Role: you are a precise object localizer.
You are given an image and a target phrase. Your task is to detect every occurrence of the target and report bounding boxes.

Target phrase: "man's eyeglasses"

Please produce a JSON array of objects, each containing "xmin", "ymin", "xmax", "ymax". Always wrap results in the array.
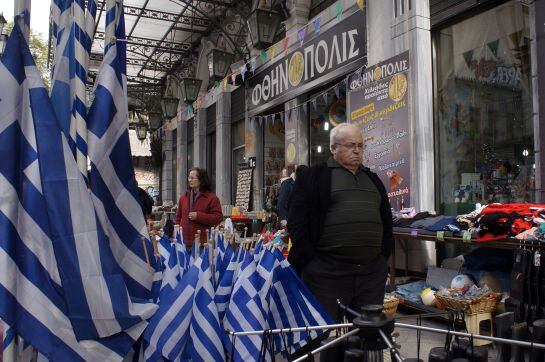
[{"xmin": 335, "ymin": 142, "xmax": 366, "ymax": 151}]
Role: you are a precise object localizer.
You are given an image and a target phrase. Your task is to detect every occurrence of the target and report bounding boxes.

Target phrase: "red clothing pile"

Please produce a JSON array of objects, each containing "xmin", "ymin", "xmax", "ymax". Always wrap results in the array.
[{"xmin": 476, "ymin": 203, "xmax": 545, "ymax": 242}]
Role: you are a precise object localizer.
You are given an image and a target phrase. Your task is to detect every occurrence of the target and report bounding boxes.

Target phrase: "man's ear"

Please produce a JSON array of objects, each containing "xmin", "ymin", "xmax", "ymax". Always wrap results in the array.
[{"xmin": 330, "ymin": 144, "xmax": 336, "ymax": 154}]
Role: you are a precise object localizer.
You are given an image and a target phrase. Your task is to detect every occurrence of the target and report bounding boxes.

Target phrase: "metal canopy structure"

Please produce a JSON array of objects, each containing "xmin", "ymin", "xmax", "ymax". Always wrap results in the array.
[{"xmin": 73, "ymin": 0, "xmax": 255, "ymax": 108}]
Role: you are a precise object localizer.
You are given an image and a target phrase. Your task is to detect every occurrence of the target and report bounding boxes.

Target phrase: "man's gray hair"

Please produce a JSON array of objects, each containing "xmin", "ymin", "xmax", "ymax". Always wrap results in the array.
[{"xmin": 329, "ymin": 123, "xmax": 359, "ymax": 146}]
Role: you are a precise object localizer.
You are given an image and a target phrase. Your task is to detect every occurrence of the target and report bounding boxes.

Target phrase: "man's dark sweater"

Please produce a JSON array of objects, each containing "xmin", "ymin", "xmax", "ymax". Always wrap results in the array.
[
  {"xmin": 287, "ymin": 158, "xmax": 393, "ymax": 275},
  {"xmin": 317, "ymin": 158, "xmax": 383, "ymax": 264}
]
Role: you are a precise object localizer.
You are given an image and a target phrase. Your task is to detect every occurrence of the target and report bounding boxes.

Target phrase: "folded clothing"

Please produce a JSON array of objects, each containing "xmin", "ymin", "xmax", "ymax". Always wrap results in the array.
[
  {"xmin": 394, "ymin": 280, "xmax": 427, "ymax": 304},
  {"xmin": 393, "ymin": 212, "xmax": 431, "ymax": 227},
  {"xmin": 409, "ymin": 215, "xmax": 460, "ymax": 232}
]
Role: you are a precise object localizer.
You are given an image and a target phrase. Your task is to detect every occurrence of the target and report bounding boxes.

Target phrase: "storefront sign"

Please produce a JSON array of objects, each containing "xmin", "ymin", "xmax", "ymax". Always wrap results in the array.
[
  {"xmin": 248, "ymin": 10, "xmax": 366, "ymax": 116},
  {"xmin": 347, "ymin": 51, "xmax": 411, "ymax": 210}
]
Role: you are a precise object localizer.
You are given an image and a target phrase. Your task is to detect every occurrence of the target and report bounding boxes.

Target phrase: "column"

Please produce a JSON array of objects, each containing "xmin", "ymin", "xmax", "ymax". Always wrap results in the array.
[
  {"xmin": 216, "ymin": 91, "xmax": 232, "ymax": 205},
  {"xmin": 285, "ymin": 96, "xmax": 309, "ymax": 166},
  {"xmin": 530, "ymin": 1, "xmax": 545, "ymax": 202},
  {"xmin": 194, "ymin": 108, "xmax": 207, "ymax": 167},
  {"xmin": 284, "ymin": 0, "xmax": 310, "ymax": 33},
  {"xmin": 176, "ymin": 115, "xmax": 188, "ymax": 198},
  {"xmin": 161, "ymin": 130, "xmax": 174, "ymax": 203},
  {"xmin": 389, "ymin": 0, "xmax": 434, "ymax": 213}
]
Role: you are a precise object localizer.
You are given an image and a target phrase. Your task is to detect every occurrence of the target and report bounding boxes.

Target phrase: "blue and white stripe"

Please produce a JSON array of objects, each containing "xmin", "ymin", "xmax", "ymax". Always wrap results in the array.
[
  {"xmin": 0, "ymin": 23, "xmax": 155, "ymax": 360},
  {"xmin": 50, "ymin": 0, "xmax": 98, "ymax": 178},
  {"xmin": 143, "ymin": 255, "xmax": 203, "ymax": 361},
  {"xmin": 87, "ymin": 0, "xmax": 158, "ymax": 300},
  {"xmin": 187, "ymin": 247, "xmax": 225, "ymax": 361},
  {"xmin": 2, "ymin": 321, "xmax": 16, "ymax": 362},
  {"xmin": 224, "ymin": 250, "xmax": 277, "ymax": 361}
]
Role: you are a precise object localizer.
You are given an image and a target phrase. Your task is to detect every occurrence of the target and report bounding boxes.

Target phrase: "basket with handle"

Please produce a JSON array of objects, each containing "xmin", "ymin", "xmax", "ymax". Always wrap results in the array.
[{"xmin": 435, "ymin": 289, "xmax": 502, "ymax": 315}]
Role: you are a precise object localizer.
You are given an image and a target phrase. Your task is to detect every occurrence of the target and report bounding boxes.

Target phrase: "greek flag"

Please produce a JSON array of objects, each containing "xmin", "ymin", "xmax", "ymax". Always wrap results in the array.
[
  {"xmin": 2, "ymin": 321, "xmax": 15, "ymax": 361},
  {"xmin": 267, "ymin": 248, "xmax": 332, "ymax": 354},
  {"xmin": 143, "ymin": 250, "xmax": 203, "ymax": 361},
  {"xmin": 187, "ymin": 248, "xmax": 225, "ymax": 361},
  {"xmin": 224, "ymin": 249, "xmax": 278, "ymax": 361},
  {"xmin": 50, "ymin": 0, "xmax": 97, "ymax": 177},
  {"xmin": 159, "ymin": 239, "xmax": 191, "ymax": 302},
  {"xmin": 87, "ymin": 0, "xmax": 158, "ymax": 300},
  {"xmin": 214, "ymin": 245, "xmax": 241, "ymax": 322},
  {"xmin": 0, "ymin": 22, "xmax": 156, "ymax": 359}
]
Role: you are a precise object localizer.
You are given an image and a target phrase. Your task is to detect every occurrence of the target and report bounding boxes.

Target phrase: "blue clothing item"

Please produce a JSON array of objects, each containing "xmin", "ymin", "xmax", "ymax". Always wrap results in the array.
[
  {"xmin": 426, "ymin": 216, "xmax": 460, "ymax": 232},
  {"xmin": 394, "ymin": 280, "xmax": 428, "ymax": 304}
]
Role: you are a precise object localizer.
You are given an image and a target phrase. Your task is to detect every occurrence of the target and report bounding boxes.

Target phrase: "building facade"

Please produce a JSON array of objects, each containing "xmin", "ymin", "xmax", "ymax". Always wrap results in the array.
[{"xmin": 157, "ymin": 0, "xmax": 545, "ymax": 268}]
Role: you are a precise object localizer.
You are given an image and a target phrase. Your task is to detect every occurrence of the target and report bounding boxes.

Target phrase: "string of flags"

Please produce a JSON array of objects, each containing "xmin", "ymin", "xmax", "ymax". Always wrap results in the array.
[
  {"xmin": 249, "ymin": 62, "xmax": 366, "ymax": 128},
  {"xmin": 149, "ymin": 0, "xmax": 366, "ymax": 140},
  {"xmin": 190, "ymin": 0, "xmax": 366, "ymax": 113}
]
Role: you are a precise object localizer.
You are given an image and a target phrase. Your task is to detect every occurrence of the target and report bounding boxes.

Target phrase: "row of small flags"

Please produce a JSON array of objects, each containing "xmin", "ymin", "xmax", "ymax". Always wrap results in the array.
[
  {"xmin": 190, "ymin": 0, "xmax": 366, "ymax": 112},
  {"xmin": 144, "ymin": 229, "xmax": 332, "ymax": 361}
]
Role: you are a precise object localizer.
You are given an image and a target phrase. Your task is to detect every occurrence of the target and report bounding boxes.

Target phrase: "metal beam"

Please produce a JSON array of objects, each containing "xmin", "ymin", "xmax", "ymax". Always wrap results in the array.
[
  {"xmin": 96, "ymin": 1, "xmax": 211, "ymax": 28},
  {"xmin": 94, "ymin": 31, "xmax": 191, "ymax": 54},
  {"xmin": 89, "ymin": 52, "xmax": 173, "ymax": 72}
]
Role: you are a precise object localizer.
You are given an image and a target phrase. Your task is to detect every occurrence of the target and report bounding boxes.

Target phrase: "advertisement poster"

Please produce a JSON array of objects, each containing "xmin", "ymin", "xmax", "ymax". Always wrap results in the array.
[{"xmin": 347, "ymin": 51, "xmax": 410, "ymax": 210}]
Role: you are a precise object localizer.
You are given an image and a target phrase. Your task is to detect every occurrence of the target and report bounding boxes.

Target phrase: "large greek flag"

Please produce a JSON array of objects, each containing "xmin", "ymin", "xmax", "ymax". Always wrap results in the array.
[
  {"xmin": 0, "ymin": 23, "xmax": 156, "ymax": 360},
  {"xmin": 50, "ymin": 0, "xmax": 97, "ymax": 177},
  {"xmin": 87, "ymin": 0, "xmax": 158, "ymax": 300}
]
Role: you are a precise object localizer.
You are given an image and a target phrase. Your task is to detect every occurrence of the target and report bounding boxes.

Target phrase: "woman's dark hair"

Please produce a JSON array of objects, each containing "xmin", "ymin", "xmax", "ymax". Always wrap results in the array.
[{"xmin": 189, "ymin": 167, "xmax": 212, "ymax": 193}]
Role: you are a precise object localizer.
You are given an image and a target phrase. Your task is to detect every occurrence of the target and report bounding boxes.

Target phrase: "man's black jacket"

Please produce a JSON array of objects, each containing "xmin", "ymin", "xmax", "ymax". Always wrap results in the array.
[{"xmin": 287, "ymin": 162, "xmax": 394, "ymax": 275}]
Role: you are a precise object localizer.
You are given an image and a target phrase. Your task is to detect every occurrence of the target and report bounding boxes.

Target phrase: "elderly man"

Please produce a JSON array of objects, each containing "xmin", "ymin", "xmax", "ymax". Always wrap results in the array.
[{"xmin": 288, "ymin": 123, "xmax": 393, "ymax": 321}]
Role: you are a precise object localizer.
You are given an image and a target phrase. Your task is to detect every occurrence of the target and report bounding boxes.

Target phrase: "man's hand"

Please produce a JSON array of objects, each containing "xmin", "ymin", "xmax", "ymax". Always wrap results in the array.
[{"xmin": 188, "ymin": 212, "xmax": 197, "ymax": 221}]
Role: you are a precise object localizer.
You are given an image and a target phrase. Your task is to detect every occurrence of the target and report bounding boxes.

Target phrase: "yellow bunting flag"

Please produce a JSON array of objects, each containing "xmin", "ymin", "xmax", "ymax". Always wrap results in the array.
[{"xmin": 357, "ymin": 0, "xmax": 364, "ymax": 11}]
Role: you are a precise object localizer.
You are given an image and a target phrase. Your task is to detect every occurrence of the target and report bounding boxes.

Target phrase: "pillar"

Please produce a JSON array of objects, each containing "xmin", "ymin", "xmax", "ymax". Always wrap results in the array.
[
  {"xmin": 285, "ymin": 96, "xmax": 309, "ymax": 166},
  {"xmin": 216, "ymin": 91, "xmax": 232, "ymax": 205},
  {"xmin": 194, "ymin": 108, "xmax": 207, "ymax": 168},
  {"xmin": 176, "ymin": 115, "xmax": 188, "ymax": 198},
  {"xmin": 161, "ymin": 130, "xmax": 174, "ymax": 204},
  {"xmin": 530, "ymin": 0, "xmax": 545, "ymax": 202}
]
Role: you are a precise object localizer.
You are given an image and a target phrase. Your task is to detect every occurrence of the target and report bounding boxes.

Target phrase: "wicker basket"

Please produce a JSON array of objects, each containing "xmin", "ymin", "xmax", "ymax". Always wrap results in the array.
[
  {"xmin": 383, "ymin": 297, "xmax": 400, "ymax": 317},
  {"xmin": 435, "ymin": 290, "xmax": 502, "ymax": 315}
]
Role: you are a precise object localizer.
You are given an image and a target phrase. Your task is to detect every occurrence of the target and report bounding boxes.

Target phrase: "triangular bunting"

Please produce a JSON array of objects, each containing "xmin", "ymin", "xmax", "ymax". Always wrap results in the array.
[
  {"xmin": 334, "ymin": 85, "xmax": 340, "ymax": 99},
  {"xmin": 313, "ymin": 17, "xmax": 321, "ymax": 36},
  {"xmin": 298, "ymin": 26, "xmax": 307, "ymax": 47},
  {"xmin": 283, "ymin": 37, "xmax": 289, "ymax": 55},
  {"xmin": 231, "ymin": 71, "xmax": 237, "ymax": 85},
  {"xmin": 272, "ymin": 113, "xmax": 276, "ymax": 124},
  {"xmin": 260, "ymin": 49, "xmax": 267, "ymax": 63},
  {"xmin": 240, "ymin": 65, "xmax": 247, "ymax": 81},
  {"xmin": 487, "ymin": 39, "xmax": 500, "ymax": 58},
  {"xmin": 271, "ymin": 44, "xmax": 277, "ymax": 59},
  {"xmin": 357, "ymin": 0, "xmax": 364, "ymax": 12},
  {"xmin": 463, "ymin": 50, "xmax": 474, "ymax": 68},
  {"xmin": 312, "ymin": 98, "xmax": 318, "ymax": 111},
  {"xmin": 250, "ymin": 57, "xmax": 257, "ymax": 73},
  {"xmin": 333, "ymin": 0, "xmax": 344, "ymax": 20}
]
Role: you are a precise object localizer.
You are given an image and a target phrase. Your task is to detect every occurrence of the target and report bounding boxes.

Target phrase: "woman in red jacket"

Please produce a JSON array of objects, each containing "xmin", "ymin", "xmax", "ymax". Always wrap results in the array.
[{"xmin": 175, "ymin": 167, "xmax": 223, "ymax": 246}]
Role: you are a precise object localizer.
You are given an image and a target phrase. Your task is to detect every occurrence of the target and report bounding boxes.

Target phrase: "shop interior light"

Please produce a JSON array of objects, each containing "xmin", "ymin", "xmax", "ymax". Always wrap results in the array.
[
  {"xmin": 317, "ymin": 145, "xmax": 322, "ymax": 153},
  {"xmin": 522, "ymin": 149, "xmax": 530, "ymax": 157},
  {"xmin": 324, "ymin": 122, "xmax": 330, "ymax": 131}
]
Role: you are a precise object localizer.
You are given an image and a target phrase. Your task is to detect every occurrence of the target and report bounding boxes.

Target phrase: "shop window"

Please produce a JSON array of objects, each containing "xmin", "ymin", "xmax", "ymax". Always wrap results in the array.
[
  {"xmin": 310, "ymin": 86, "xmax": 347, "ymax": 166},
  {"xmin": 231, "ymin": 120, "xmax": 246, "ymax": 203},
  {"xmin": 206, "ymin": 132, "xmax": 216, "ymax": 192},
  {"xmin": 434, "ymin": 1, "xmax": 534, "ymax": 215}
]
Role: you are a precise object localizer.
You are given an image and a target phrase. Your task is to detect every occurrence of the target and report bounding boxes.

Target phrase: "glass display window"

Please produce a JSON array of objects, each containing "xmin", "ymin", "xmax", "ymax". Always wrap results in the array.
[
  {"xmin": 434, "ymin": 0, "xmax": 534, "ymax": 215},
  {"xmin": 309, "ymin": 84, "xmax": 347, "ymax": 166}
]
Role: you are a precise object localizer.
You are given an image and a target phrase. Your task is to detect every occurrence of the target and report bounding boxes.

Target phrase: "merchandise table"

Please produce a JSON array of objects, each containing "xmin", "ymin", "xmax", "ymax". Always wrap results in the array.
[{"xmin": 390, "ymin": 227, "xmax": 545, "ymax": 287}]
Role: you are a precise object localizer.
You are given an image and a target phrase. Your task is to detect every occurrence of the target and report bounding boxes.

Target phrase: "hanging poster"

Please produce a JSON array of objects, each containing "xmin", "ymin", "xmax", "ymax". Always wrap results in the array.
[{"xmin": 347, "ymin": 51, "xmax": 410, "ymax": 210}]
